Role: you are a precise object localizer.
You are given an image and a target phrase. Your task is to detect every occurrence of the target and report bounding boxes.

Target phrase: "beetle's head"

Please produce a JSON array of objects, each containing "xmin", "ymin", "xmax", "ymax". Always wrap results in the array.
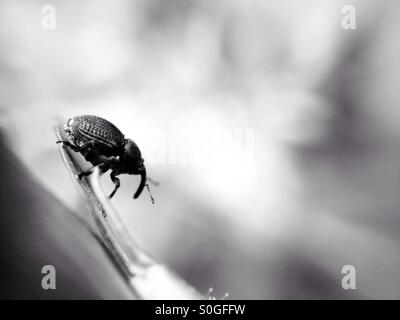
[
  {"xmin": 122, "ymin": 139, "xmax": 147, "ymax": 199},
  {"xmin": 122, "ymin": 139, "xmax": 144, "ymax": 172}
]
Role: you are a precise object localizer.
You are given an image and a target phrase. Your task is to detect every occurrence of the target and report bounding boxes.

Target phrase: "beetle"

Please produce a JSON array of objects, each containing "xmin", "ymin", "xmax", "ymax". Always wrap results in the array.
[{"xmin": 57, "ymin": 115, "xmax": 156, "ymax": 203}]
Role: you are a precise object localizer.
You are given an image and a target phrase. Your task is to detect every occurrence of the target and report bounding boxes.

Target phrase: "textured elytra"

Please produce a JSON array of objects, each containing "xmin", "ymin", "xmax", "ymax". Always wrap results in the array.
[{"xmin": 65, "ymin": 115, "xmax": 125, "ymax": 150}]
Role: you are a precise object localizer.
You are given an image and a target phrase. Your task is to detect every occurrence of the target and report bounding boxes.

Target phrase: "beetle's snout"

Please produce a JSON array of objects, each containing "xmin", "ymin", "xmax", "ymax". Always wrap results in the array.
[{"xmin": 133, "ymin": 168, "xmax": 147, "ymax": 199}]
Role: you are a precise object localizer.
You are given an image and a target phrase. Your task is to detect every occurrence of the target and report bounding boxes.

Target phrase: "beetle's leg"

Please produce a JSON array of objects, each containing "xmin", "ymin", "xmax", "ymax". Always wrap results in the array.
[
  {"xmin": 98, "ymin": 155, "xmax": 120, "ymax": 166},
  {"xmin": 78, "ymin": 162, "xmax": 111, "ymax": 180},
  {"xmin": 57, "ymin": 140, "xmax": 98, "ymax": 153},
  {"xmin": 95, "ymin": 155, "xmax": 120, "ymax": 176},
  {"xmin": 108, "ymin": 170, "xmax": 121, "ymax": 199},
  {"xmin": 98, "ymin": 163, "xmax": 110, "ymax": 174},
  {"xmin": 56, "ymin": 140, "xmax": 78, "ymax": 151},
  {"xmin": 75, "ymin": 141, "xmax": 101, "ymax": 153},
  {"xmin": 77, "ymin": 167, "xmax": 95, "ymax": 180}
]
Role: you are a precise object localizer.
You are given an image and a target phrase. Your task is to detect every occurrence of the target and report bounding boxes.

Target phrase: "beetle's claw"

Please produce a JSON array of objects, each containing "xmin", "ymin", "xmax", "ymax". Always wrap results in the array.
[{"xmin": 56, "ymin": 140, "xmax": 72, "ymax": 149}]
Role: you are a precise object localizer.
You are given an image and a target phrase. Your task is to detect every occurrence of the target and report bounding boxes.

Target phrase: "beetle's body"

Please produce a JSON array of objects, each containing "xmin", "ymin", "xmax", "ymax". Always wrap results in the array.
[
  {"xmin": 58, "ymin": 115, "xmax": 150, "ymax": 201},
  {"xmin": 66, "ymin": 115, "xmax": 125, "ymax": 154}
]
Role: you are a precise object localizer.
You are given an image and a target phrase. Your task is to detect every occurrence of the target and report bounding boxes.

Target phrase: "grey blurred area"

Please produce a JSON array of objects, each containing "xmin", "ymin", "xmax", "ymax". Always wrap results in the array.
[
  {"xmin": 0, "ymin": 0, "xmax": 399, "ymax": 299},
  {"xmin": 0, "ymin": 132, "xmax": 135, "ymax": 299}
]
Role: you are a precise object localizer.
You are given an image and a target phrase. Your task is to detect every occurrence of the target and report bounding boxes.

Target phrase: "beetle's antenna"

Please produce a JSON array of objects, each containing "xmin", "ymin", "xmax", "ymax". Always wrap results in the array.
[
  {"xmin": 147, "ymin": 177, "xmax": 160, "ymax": 186},
  {"xmin": 146, "ymin": 184, "xmax": 155, "ymax": 204}
]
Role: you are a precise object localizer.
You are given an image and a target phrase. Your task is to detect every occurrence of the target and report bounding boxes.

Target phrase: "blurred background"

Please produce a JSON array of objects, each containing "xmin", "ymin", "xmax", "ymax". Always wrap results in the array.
[{"xmin": 0, "ymin": 0, "xmax": 399, "ymax": 299}]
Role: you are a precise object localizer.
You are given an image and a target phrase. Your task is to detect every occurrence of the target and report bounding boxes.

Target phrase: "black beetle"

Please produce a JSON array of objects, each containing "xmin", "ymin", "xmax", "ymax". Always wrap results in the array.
[{"xmin": 57, "ymin": 115, "xmax": 156, "ymax": 203}]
